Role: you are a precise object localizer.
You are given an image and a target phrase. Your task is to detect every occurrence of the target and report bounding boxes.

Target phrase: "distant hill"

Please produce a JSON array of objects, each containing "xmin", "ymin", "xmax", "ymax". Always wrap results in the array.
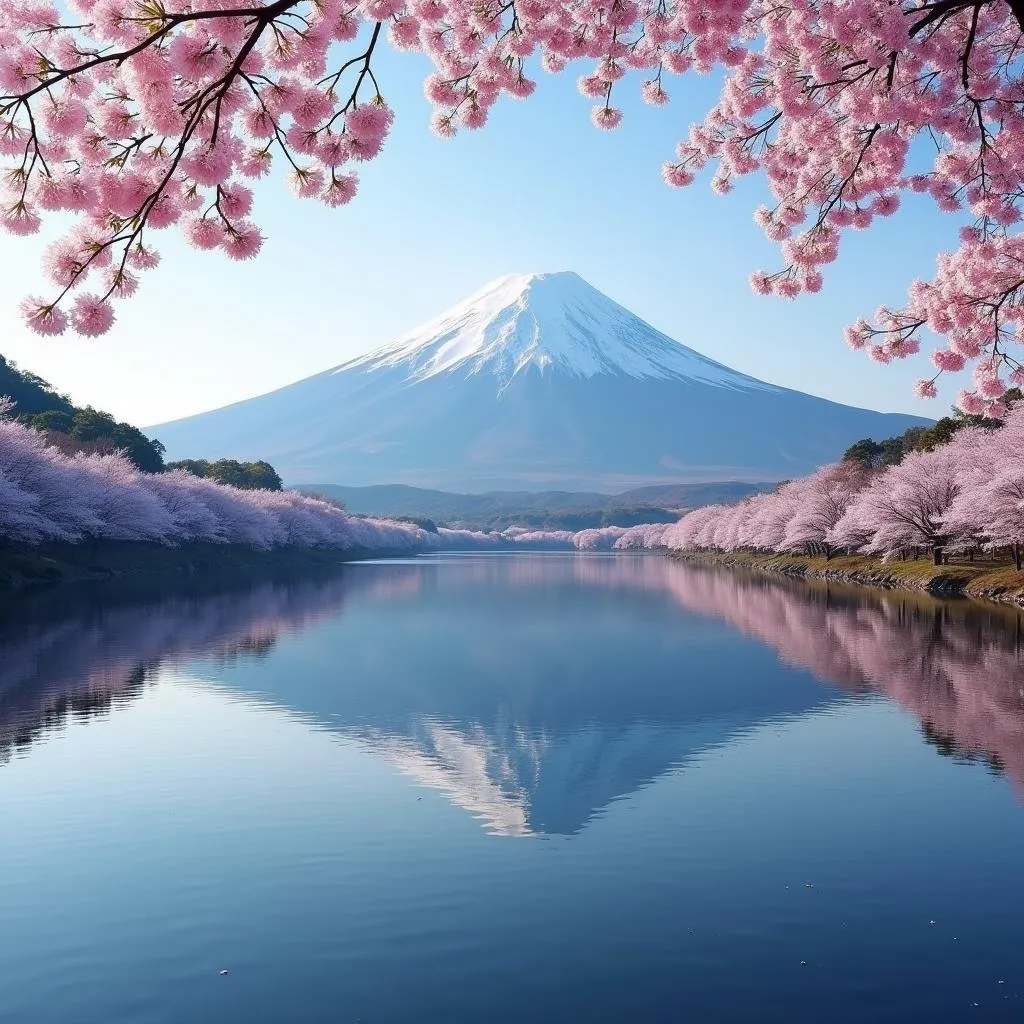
[{"xmin": 296, "ymin": 481, "xmax": 772, "ymax": 531}]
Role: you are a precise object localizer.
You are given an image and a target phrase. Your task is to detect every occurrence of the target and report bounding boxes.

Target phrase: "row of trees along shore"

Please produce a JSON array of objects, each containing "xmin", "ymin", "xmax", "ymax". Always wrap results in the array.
[
  {"xmin": 662, "ymin": 396, "xmax": 1024, "ymax": 568},
  {"xmin": 0, "ymin": 398, "xmax": 678, "ymax": 553},
  {"xmin": 0, "ymin": 355, "xmax": 676, "ymax": 555},
  {"xmin": 0, "ymin": 397, "xmax": 435, "ymax": 551}
]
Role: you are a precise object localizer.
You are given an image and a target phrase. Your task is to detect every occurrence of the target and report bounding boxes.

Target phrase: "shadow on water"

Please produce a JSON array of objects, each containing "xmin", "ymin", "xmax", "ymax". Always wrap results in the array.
[{"xmin": 2, "ymin": 554, "xmax": 1024, "ymax": 832}]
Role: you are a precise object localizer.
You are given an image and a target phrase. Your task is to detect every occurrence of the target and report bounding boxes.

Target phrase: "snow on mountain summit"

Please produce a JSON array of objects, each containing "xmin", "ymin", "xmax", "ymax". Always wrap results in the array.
[{"xmin": 339, "ymin": 271, "xmax": 769, "ymax": 391}]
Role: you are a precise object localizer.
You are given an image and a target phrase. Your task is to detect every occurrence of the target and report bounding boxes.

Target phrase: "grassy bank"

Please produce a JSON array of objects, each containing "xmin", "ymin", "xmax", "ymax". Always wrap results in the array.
[
  {"xmin": 670, "ymin": 550, "xmax": 1024, "ymax": 605},
  {"xmin": 0, "ymin": 540, "xmax": 399, "ymax": 589}
]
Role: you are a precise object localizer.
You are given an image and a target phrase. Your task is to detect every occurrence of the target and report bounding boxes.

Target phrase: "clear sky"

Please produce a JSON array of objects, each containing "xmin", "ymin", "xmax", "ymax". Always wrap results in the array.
[{"xmin": 0, "ymin": 44, "xmax": 963, "ymax": 427}]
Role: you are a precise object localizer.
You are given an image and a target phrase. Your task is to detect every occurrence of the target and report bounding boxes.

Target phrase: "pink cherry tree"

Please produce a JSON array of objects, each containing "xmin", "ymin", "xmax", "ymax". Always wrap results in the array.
[
  {"xmin": 738, "ymin": 482, "xmax": 803, "ymax": 552},
  {"xmin": 672, "ymin": 504, "xmax": 729, "ymax": 551},
  {"xmin": 0, "ymin": 410, "xmax": 445, "ymax": 551},
  {"xmin": 943, "ymin": 406, "xmax": 1024, "ymax": 566},
  {"xmin": 830, "ymin": 441, "xmax": 971, "ymax": 564},
  {"xmin": 781, "ymin": 461, "xmax": 874, "ymax": 559}
]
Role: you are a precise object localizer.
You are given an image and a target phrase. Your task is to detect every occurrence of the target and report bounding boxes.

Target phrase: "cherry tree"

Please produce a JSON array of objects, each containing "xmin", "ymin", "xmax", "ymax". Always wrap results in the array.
[
  {"xmin": 0, "ymin": 414, "xmax": 104, "ymax": 539},
  {"xmin": 664, "ymin": 412, "xmax": 1024, "ymax": 570},
  {"xmin": 711, "ymin": 497, "xmax": 755, "ymax": 551},
  {"xmin": 781, "ymin": 461, "xmax": 874, "ymax": 558},
  {"xmin": 830, "ymin": 440, "xmax": 971, "ymax": 562},
  {"xmin": 613, "ymin": 522, "xmax": 669, "ymax": 549},
  {"xmin": 0, "ymin": 411, "xmax": 444, "ymax": 551},
  {"xmin": 141, "ymin": 467, "xmax": 224, "ymax": 541},
  {"xmin": 738, "ymin": 482, "xmax": 803, "ymax": 551},
  {"xmin": 0, "ymin": 466, "xmax": 46, "ymax": 542},
  {"xmin": 73, "ymin": 450, "xmax": 175, "ymax": 541},
  {"xmin": 3, "ymin": 0, "xmax": 1024, "ymax": 410},
  {"xmin": 573, "ymin": 525, "xmax": 629, "ymax": 550},
  {"xmin": 943, "ymin": 406, "xmax": 1024, "ymax": 564},
  {"xmin": 663, "ymin": 504, "xmax": 726, "ymax": 551}
]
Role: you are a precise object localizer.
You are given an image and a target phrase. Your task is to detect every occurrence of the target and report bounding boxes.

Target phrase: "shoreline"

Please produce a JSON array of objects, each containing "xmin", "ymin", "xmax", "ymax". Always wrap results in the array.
[
  {"xmin": 0, "ymin": 540, "xmax": 407, "ymax": 589},
  {"xmin": 669, "ymin": 550, "xmax": 1024, "ymax": 606},
  {"xmin": 0, "ymin": 541, "xmax": 646, "ymax": 589}
]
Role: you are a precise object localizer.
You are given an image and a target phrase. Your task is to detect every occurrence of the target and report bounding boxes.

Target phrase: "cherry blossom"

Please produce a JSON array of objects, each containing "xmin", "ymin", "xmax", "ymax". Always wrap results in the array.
[{"xmin": 1, "ymin": 0, "xmax": 1022, "ymax": 410}]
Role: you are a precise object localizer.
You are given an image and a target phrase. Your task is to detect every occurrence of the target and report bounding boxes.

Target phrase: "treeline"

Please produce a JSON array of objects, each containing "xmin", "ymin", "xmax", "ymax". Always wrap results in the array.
[
  {"xmin": 0, "ymin": 406, "xmax": 677, "ymax": 556},
  {"xmin": 471, "ymin": 505, "xmax": 678, "ymax": 532},
  {"xmin": 662, "ymin": 401, "xmax": 1024, "ymax": 568},
  {"xmin": 3, "ymin": 355, "xmax": 168, "ymax": 472},
  {"xmin": 841, "ymin": 391, "xmax": 1022, "ymax": 469},
  {"xmin": 0, "ymin": 404, "xmax": 433, "ymax": 553},
  {"xmin": 2, "ymin": 356, "xmax": 281, "ymax": 487}
]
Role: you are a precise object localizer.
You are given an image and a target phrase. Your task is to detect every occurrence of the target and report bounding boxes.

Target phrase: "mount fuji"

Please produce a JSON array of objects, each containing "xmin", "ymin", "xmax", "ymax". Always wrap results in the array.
[{"xmin": 151, "ymin": 272, "xmax": 930, "ymax": 490}]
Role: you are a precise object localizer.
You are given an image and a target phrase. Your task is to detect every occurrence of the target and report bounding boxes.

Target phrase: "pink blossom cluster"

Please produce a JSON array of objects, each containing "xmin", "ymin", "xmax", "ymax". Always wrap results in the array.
[
  {"xmin": 0, "ymin": 404, "xmax": 431, "ymax": 551},
  {"xmin": 3, "ymin": 0, "xmax": 1024, "ymax": 409},
  {"xmin": 664, "ymin": 408, "xmax": 1024, "ymax": 561},
  {"xmin": 670, "ymin": 0, "xmax": 1024, "ymax": 412}
]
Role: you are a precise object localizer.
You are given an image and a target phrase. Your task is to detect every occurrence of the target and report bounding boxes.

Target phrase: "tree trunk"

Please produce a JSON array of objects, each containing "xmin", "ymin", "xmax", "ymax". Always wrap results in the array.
[
  {"xmin": 1015, "ymin": 543, "xmax": 1022, "ymax": 572},
  {"xmin": 933, "ymin": 546, "xmax": 944, "ymax": 567}
]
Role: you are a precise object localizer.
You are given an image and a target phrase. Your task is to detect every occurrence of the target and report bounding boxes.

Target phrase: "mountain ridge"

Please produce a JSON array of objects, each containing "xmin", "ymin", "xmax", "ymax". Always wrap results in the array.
[{"xmin": 297, "ymin": 481, "xmax": 772, "ymax": 530}]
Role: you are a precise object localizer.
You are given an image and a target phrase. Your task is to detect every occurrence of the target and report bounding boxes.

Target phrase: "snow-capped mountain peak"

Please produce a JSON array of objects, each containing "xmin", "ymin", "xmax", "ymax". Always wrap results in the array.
[
  {"xmin": 151, "ymin": 270, "xmax": 931, "ymax": 491},
  {"xmin": 339, "ymin": 271, "xmax": 768, "ymax": 390}
]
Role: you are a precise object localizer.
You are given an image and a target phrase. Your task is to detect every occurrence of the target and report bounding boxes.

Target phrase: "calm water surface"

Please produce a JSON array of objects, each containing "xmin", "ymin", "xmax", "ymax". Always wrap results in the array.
[{"xmin": 2, "ymin": 553, "xmax": 1024, "ymax": 1022}]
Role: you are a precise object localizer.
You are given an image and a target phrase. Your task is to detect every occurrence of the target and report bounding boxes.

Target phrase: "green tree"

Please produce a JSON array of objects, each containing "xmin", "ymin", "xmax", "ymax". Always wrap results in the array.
[
  {"xmin": 208, "ymin": 459, "xmax": 283, "ymax": 490},
  {"xmin": 20, "ymin": 409, "xmax": 75, "ymax": 434},
  {"xmin": 168, "ymin": 458, "xmax": 283, "ymax": 490},
  {"xmin": 166, "ymin": 459, "xmax": 212, "ymax": 478},
  {"xmin": 843, "ymin": 438, "xmax": 884, "ymax": 468},
  {"xmin": 63, "ymin": 407, "xmax": 166, "ymax": 472}
]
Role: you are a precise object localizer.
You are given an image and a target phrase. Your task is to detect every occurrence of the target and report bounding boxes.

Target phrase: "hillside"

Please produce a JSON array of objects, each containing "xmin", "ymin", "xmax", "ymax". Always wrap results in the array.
[{"xmin": 0, "ymin": 355, "xmax": 166, "ymax": 472}]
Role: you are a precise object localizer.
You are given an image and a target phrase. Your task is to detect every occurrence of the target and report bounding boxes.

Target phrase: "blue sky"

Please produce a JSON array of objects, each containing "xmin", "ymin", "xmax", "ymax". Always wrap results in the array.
[{"xmin": 0, "ymin": 44, "xmax": 962, "ymax": 427}]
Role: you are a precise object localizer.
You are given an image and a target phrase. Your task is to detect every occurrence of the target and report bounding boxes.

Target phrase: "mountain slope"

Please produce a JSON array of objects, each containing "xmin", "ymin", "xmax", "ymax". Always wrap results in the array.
[{"xmin": 151, "ymin": 272, "xmax": 930, "ymax": 489}]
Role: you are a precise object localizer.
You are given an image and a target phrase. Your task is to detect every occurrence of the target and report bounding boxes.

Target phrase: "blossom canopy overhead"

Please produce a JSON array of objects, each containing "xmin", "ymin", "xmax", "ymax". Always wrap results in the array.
[{"xmin": 3, "ymin": 0, "xmax": 1024, "ymax": 411}]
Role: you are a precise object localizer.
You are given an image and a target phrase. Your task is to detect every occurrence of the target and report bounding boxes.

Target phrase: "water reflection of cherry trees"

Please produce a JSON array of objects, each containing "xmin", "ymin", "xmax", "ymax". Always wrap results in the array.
[
  {"xmin": 0, "ymin": 571, "xmax": 361, "ymax": 762},
  {"xmin": 663, "ymin": 565, "xmax": 1024, "ymax": 787}
]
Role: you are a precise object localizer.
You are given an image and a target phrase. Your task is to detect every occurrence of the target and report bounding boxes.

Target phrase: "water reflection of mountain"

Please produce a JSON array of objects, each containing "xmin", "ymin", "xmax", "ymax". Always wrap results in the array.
[
  {"xmin": 3, "ymin": 556, "xmax": 1023, "ymax": 835},
  {"xmin": 209, "ymin": 556, "xmax": 843, "ymax": 835}
]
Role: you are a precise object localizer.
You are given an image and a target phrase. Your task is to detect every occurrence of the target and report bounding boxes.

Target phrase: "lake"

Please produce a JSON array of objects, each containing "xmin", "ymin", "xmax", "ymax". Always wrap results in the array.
[{"xmin": 2, "ymin": 553, "xmax": 1024, "ymax": 1022}]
